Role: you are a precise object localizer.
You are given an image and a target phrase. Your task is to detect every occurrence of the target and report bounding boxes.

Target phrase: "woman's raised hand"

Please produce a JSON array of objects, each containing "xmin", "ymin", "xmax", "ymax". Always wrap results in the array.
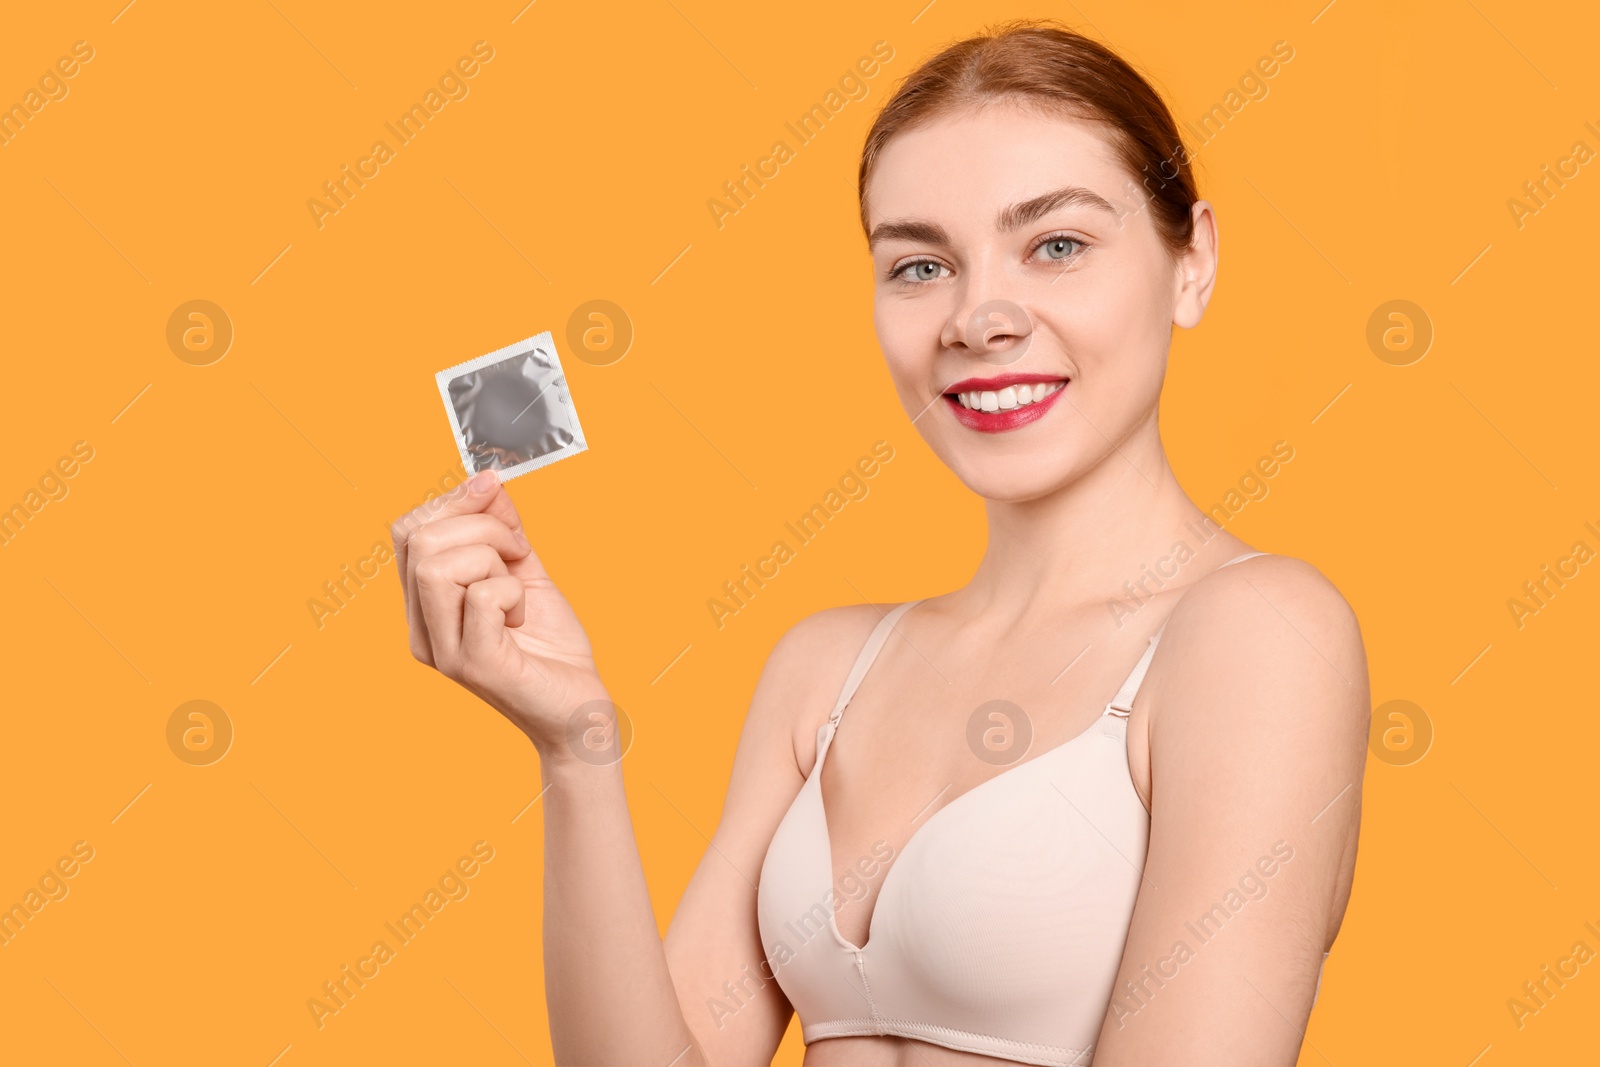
[{"xmin": 391, "ymin": 469, "xmax": 610, "ymax": 754}]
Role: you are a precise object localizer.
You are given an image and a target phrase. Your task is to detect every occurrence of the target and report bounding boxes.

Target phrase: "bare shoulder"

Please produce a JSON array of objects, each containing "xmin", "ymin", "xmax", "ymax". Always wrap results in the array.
[
  {"xmin": 710, "ymin": 601, "xmax": 900, "ymax": 852},
  {"xmin": 1166, "ymin": 552, "xmax": 1364, "ymax": 681},
  {"xmin": 750, "ymin": 602, "xmax": 907, "ymax": 778},
  {"xmin": 1147, "ymin": 550, "xmax": 1370, "ymax": 752}
]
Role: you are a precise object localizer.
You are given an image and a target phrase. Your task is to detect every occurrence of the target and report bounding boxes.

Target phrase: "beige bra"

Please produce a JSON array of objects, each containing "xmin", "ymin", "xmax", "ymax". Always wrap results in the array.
[{"xmin": 754, "ymin": 552, "xmax": 1325, "ymax": 1064}]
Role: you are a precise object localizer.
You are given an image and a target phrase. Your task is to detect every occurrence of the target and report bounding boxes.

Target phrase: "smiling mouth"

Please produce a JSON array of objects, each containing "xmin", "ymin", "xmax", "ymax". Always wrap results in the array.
[
  {"xmin": 939, "ymin": 375, "xmax": 1070, "ymax": 434},
  {"xmin": 945, "ymin": 379, "xmax": 1068, "ymax": 412}
]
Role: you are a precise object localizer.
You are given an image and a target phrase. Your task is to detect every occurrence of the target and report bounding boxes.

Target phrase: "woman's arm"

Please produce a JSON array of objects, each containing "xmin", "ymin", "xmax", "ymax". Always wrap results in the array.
[
  {"xmin": 536, "ymin": 745, "xmax": 706, "ymax": 1064},
  {"xmin": 542, "ymin": 611, "xmax": 858, "ymax": 1065},
  {"xmin": 1090, "ymin": 555, "xmax": 1369, "ymax": 1066},
  {"xmin": 660, "ymin": 608, "xmax": 882, "ymax": 1062},
  {"xmin": 392, "ymin": 475, "xmax": 860, "ymax": 1064}
]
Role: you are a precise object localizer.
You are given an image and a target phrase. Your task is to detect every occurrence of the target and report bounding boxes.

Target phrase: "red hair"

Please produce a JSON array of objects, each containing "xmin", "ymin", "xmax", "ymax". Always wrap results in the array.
[{"xmin": 858, "ymin": 19, "xmax": 1198, "ymax": 259}]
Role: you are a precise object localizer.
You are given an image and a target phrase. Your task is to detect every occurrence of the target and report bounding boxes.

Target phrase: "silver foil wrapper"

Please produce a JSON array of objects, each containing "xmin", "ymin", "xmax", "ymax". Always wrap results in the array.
[{"xmin": 435, "ymin": 331, "xmax": 588, "ymax": 480}]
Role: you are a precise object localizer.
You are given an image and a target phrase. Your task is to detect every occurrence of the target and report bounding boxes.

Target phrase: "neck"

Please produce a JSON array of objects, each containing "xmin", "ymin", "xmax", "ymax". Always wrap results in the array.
[{"xmin": 956, "ymin": 416, "xmax": 1238, "ymax": 624}]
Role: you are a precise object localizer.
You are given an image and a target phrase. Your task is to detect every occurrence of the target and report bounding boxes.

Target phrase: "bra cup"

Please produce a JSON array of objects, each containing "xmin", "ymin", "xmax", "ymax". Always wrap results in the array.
[
  {"xmin": 755, "ymin": 754, "xmax": 877, "ymax": 1023},
  {"xmin": 862, "ymin": 736, "xmax": 1150, "ymax": 1050}
]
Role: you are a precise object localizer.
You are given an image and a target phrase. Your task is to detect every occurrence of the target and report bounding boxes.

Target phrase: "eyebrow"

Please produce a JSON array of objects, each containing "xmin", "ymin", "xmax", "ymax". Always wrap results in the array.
[{"xmin": 867, "ymin": 185, "xmax": 1120, "ymax": 251}]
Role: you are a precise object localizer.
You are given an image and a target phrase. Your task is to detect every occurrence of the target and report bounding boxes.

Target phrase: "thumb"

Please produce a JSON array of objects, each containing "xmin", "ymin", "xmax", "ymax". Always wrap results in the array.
[
  {"xmin": 391, "ymin": 469, "xmax": 524, "ymax": 562},
  {"xmin": 480, "ymin": 479, "xmax": 527, "ymax": 538},
  {"xmin": 478, "ymin": 481, "xmax": 548, "ymax": 585},
  {"xmin": 395, "ymin": 468, "xmax": 497, "ymax": 527},
  {"xmin": 407, "ymin": 469, "xmax": 516, "ymax": 528}
]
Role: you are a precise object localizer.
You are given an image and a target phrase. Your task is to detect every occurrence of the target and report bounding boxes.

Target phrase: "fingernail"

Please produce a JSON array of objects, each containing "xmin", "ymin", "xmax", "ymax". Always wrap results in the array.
[
  {"xmin": 470, "ymin": 470, "xmax": 496, "ymax": 493},
  {"xmin": 513, "ymin": 526, "xmax": 530, "ymax": 548}
]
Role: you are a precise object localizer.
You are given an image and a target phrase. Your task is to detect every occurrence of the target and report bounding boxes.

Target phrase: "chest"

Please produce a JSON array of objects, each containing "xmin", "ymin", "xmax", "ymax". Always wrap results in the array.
[
  {"xmin": 755, "ymin": 681, "xmax": 1151, "ymax": 1057},
  {"xmin": 810, "ymin": 636, "xmax": 1156, "ymax": 949}
]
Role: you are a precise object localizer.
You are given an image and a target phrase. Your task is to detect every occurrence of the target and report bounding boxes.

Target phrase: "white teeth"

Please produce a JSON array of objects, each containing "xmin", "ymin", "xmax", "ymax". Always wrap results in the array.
[{"xmin": 954, "ymin": 380, "xmax": 1065, "ymax": 412}]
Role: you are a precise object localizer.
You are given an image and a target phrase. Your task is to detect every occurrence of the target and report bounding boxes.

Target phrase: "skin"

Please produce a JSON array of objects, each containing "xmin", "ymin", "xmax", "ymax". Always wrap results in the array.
[{"xmin": 393, "ymin": 99, "xmax": 1368, "ymax": 1066}]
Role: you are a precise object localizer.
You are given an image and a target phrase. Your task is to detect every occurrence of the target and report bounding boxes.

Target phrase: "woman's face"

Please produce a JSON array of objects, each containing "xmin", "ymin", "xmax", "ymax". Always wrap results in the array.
[{"xmin": 865, "ymin": 101, "xmax": 1215, "ymax": 502}]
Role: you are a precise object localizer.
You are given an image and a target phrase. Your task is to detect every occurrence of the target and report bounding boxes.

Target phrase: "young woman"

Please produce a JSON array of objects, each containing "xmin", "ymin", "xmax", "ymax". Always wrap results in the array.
[{"xmin": 392, "ymin": 19, "xmax": 1369, "ymax": 1067}]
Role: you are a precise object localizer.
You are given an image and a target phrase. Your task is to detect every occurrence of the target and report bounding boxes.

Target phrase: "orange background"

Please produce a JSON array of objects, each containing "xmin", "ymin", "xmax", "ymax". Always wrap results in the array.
[{"xmin": 2, "ymin": 1, "xmax": 1597, "ymax": 1064}]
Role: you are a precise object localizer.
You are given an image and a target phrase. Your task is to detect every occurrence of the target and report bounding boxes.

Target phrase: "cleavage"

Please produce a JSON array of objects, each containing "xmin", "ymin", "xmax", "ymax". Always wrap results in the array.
[{"xmin": 818, "ymin": 655, "xmax": 1119, "ymax": 950}]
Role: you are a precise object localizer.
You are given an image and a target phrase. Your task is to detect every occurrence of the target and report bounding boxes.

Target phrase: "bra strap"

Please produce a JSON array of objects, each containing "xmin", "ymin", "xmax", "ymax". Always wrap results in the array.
[
  {"xmin": 828, "ymin": 599, "xmax": 922, "ymax": 728},
  {"xmin": 1105, "ymin": 550, "xmax": 1269, "ymax": 716},
  {"xmin": 1105, "ymin": 635, "xmax": 1160, "ymax": 717}
]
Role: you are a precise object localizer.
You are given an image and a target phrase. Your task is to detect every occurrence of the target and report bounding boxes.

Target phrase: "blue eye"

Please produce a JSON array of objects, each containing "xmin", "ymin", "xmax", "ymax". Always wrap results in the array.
[
  {"xmin": 1036, "ymin": 236, "xmax": 1084, "ymax": 261},
  {"xmin": 891, "ymin": 260, "xmax": 950, "ymax": 283}
]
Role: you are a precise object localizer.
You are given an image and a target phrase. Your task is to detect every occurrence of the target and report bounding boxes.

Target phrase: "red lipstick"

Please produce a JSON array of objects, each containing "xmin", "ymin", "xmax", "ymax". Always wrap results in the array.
[{"xmin": 942, "ymin": 373, "xmax": 1070, "ymax": 434}]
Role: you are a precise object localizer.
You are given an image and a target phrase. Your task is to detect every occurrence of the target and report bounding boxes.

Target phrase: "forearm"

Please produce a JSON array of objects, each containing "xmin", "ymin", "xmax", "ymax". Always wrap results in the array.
[{"xmin": 538, "ymin": 748, "xmax": 706, "ymax": 1066}]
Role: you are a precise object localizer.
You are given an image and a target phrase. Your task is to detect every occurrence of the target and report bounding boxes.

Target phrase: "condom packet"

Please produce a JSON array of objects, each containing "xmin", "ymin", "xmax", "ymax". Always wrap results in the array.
[{"xmin": 435, "ymin": 331, "xmax": 588, "ymax": 481}]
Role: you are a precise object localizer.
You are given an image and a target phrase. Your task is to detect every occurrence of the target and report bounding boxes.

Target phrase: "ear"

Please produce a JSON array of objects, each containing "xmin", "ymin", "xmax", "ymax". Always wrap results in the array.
[{"xmin": 1172, "ymin": 200, "xmax": 1218, "ymax": 330}]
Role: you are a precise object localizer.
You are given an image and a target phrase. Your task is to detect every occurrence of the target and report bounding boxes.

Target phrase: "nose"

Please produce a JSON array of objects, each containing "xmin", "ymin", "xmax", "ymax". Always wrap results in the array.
[{"xmin": 939, "ymin": 272, "xmax": 1034, "ymax": 367}]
